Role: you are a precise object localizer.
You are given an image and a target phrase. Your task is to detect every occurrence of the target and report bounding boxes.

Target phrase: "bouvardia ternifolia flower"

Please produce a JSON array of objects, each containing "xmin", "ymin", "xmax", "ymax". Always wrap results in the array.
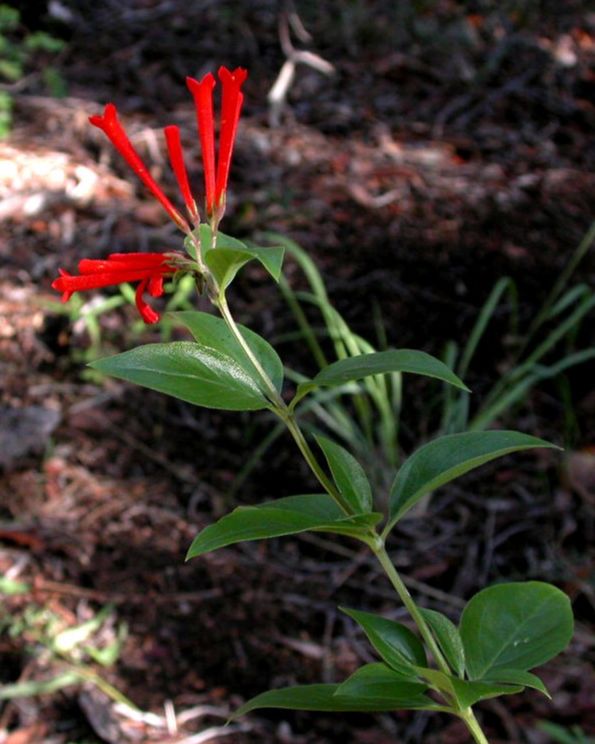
[{"xmin": 52, "ymin": 66, "xmax": 248, "ymax": 323}]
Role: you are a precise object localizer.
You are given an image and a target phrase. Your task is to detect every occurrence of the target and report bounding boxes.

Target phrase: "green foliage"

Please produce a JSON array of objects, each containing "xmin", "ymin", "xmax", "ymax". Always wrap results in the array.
[
  {"xmin": 231, "ymin": 683, "xmax": 410, "ymax": 716},
  {"xmin": 459, "ymin": 582, "xmax": 574, "ymax": 680},
  {"xmin": 539, "ymin": 722, "xmax": 595, "ymax": 744},
  {"xmin": 0, "ymin": 4, "xmax": 66, "ymax": 136},
  {"xmin": 90, "ymin": 341, "xmax": 273, "ymax": 411},
  {"xmin": 186, "ymin": 494, "xmax": 382, "ymax": 559},
  {"xmin": 442, "ymin": 221, "xmax": 595, "ymax": 434},
  {"xmin": 191, "ymin": 225, "xmax": 284, "ymax": 292},
  {"xmin": 334, "ymin": 663, "xmax": 430, "ymax": 707},
  {"xmin": 315, "ymin": 435, "xmax": 373, "ymax": 513},
  {"xmin": 0, "ymin": 594, "xmax": 130, "ymax": 706},
  {"xmin": 312, "ymin": 349, "xmax": 468, "ymax": 391},
  {"xmin": 420, "ymin": 609, "xmax": 465, "ymax": 678},
  {"xmin": 174, "ymin": 310, "xmax": 284, "ymax": 394},
  {"xmin": 387, "ymin": 430, "xmax": 557, "ymax": 528},
  {"xmin": 340, "ymin": 607, "xmax": 426, "ymax": 675}
]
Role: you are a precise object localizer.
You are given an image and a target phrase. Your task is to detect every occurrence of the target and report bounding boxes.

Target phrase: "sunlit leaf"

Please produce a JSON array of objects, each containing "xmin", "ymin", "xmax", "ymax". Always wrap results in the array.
[{"xmin": 90, "ymin": 342, "xmax": 269, "ymax": 411}]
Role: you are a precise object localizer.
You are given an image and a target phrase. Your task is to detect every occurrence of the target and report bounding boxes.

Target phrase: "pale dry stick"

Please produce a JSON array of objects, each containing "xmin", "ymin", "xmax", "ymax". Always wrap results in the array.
[{"xmin": 268, "ymin": 5, "xmax": 335, "ymax": 126}]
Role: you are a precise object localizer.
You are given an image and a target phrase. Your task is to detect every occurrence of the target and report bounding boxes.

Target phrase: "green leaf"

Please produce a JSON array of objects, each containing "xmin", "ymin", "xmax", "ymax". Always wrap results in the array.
[
  {"xmin": 334, "ymin": 663, "xmax": 430, "ymax": 708},
  {"xmin": 231, "ymin": 683, "xmax": 411, "ymax": 717},
  {"xmin": 90, "ymin": 342, "xmax": 269, "ymax": 411},
  {"xmin": 341, "ymin": 608, "xmax": 426, "ymax": 675},
  {"xmin": 174, "ymin": 311, "xmax": 284, "ymax": 393},
  {"xmin": 449, "ymin": 677, "xmax": 523, "ymax": 708},
  {"xmin": 199, "ymin": 227, "xmax": 284, "ymax": 290},
  {"xmin": 315, "ymin": 436, "xmax": 373, "ymax": 513},
  {"xmin": 388, "ymin": 430, "xmax": 558, "ymax": 526},
  {"xmin": 420, "ymin": 609, "xmax": 466, "ymax": 678},
  {"xmin": 186, "ymin": 494, "xmax": 382, "ymax": 559},
  {"xmin": 415, "ymin": 667, "xmax": 522, "ymax": 707},
  {"xmin": 313, "ymin": 350, "xmax": 469, "ymax": 391},
  {"xmin": 483, "ymin": 669, "xmax": 550, "ymax": 698},
  {"xmin": 460, "ymin": 582, "xmax": 574, "ymax": 680}
]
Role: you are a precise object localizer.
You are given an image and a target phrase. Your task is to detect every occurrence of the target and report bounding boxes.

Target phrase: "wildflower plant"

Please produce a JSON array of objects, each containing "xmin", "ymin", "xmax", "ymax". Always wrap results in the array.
[{"xmin": 52, "ymin": 68, "xmax": 574, "ymax": 743}]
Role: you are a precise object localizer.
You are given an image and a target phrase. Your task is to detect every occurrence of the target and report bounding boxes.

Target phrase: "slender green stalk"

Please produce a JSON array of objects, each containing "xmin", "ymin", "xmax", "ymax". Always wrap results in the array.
[
  {"xmin": 214, "ymin": 291, "xmax": 490, "ymax": 744},
  {"xmin": 216, "ymin": 291, "xmax": 350, "ymax": 512},
  {"xmin": 460, "ymin": 708, "xmax": 490, "ymax": 744},
  {"xmin": 216, "ymin": 293, "xmax": 285, "ymax": 409},
  {"xmin": 283, "ymin": 413, "xmax": 353, "ymax": 514},
  {"xmin": 372, "ymin": 544, "xmax": 451, "ymax": 674}
]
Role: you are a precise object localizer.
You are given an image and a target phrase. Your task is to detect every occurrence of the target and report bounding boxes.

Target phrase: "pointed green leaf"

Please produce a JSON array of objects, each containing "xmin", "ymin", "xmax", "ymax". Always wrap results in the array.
[
  {"xmin": 341, "ymin": 608, "xmax": 426, "ymax": 675},
  {"xmin": 174, "ymin": 311, "xmax": 283, "ymax": 393},
  {"xmin": 231, "ymin": 683, "xmax": 410, "ymax": 717},
  {"xmin": 200, "ymin": 227, "xmax": 285, "ymax": 289},
  {"xmin": 186, "ymin": 494, "xmax": 382, "ymax": 559},
  {"xmin": 241, "ymin": 243, "xmax": 285, "ymax": 282},
  {"xmin": 483, "ymin": 669, "xmax": 550, "ymax": 698},
  {"xmin": 315, "ymin": 436, "xmax": 373, "ymax": 513},
  {"xmin": 449, "ymin": 677, "xmax": 523, "ymax": 708},
  {"xmin": 420, "ymin": 609, "xmax": 465, "ymax": 678},
  {"xmin": 204, "ymin": 247, "xmax": 253, "ymax": 291},
  {"xmin": 90, "ymin": 342, "xmax": 269, "ymax": 411},
  {"xmin": 313, "ymin": 350, "xmax": 469, "ymax": 391},
  {"xmin": 388, "ymin": 430, "xmax": 558, "ymax": 526},
  {"xmin": 416, "ymin": 666, "xmax": 523, "ymax": 707},
  {"xmin": 334, "ymin": 663, "xmax": 429, "ymax": 708},
  {"xmin": 460, "ymin": 582, "xmax": 574, "ymax": 680}
]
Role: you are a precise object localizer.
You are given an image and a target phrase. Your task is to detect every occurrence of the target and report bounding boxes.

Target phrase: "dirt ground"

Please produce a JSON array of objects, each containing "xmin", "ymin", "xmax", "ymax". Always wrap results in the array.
[{"xmin": 1, "ymin": 2, "xmax": 594, "ymax": 742}]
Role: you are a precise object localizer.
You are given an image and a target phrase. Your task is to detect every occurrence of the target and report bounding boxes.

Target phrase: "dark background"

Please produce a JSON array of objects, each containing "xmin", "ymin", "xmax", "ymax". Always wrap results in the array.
[{"xmin": 1, "ymin": 1, "xmax": 594, "ymax": 742}]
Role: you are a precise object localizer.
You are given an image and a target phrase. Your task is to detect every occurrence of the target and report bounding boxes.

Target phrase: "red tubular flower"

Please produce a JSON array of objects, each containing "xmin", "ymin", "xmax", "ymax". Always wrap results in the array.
[
  {"xmin": 187, "ymin": 67, "xmax": 247, "ymax": 220},
  {"xmin": 186, "ymin": 73, "xmax": 216, "ymax": 215},
  {"xmin": 164, "ymin": 125, "xmax": 199, "ymax": 223},
  {"xmin": 215, "ymin": 66, "xmax": 247, "ymax": 213},
  {"xmin": 89, "ymin": 104, "xmax": 189, "ymax": 232},
  {"xmin": 52, "ymin": 252, "xmax": 178, "ymax": 324}
]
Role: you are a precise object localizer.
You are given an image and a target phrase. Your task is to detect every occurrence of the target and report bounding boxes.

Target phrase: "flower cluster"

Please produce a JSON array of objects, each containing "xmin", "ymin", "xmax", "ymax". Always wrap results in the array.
[{"xmin": 52, "ymin": 67, "xmax": 247, "ymax": 323}]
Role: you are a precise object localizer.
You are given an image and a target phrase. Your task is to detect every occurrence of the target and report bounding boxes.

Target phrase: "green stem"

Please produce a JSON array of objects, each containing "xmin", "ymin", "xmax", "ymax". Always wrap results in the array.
[
  {"xmin": 460, "ymin": 708, "xmax": 490, "ymax": 744},
  {"xmin": 216, "ymin": 293, "xmax": 285, "ymax": 409},
  {"xmin": 283, "ymin": 412, "xmax": 352, "ymax": 514},
  {"xmin": 215, "ymin": 292, "xmax": 350, "ymax": 512},
  {"xmin": 373, "ymin": 544, "xmax": 451, "ymax": 674},
  {"xmin": 214, "ymin": 289, "xmax": 491, "ymax": 742}
]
